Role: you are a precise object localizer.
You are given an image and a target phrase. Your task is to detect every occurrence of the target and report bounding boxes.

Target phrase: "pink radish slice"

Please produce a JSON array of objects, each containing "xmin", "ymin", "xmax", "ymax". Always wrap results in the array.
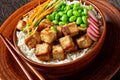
[
  {"xmin": 87, "ymin": 26, "xmax": 99, "ymax": 41},
  {"xmin": 89, "ymin": 17, "xmax": 98, "ymax": 27},
  {"xmin": 88, "ymin": 10, "xmax": 98, "ymax": 23},
  {"xmin": 87, "ymin": 26, "xmax": 99, "ymax": 38},
  {"xmin": 87, "ymin": 30, "xmax": 98, "ymax": 41},
  {"xmin": 89, "ymin": 24, "xmax": 100, "ymax": 35},
  {"xmin": 90, "ymin": 16, "xmax": 98, "ymax": 24},
  {"xmin": 88, "ymin": 18, "xmax": 99, "ymax": 31}
]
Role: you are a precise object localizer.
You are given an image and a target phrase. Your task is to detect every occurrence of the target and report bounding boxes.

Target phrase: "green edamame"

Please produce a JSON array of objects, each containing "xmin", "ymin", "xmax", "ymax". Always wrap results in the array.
[
  {"xmin": 69, "ymin": 16, "xmax": 76, "ymax": 22},
  {"xmin": 61, "ymin": 14, "xmax": 68, "ymax": 22},
  {"xmin": 67, "ymin": 10, "xmax": 73, "ymax": 17},
  {"xmin": 76, "ymin": 17, "xmax": 82, "ymax": 25}
]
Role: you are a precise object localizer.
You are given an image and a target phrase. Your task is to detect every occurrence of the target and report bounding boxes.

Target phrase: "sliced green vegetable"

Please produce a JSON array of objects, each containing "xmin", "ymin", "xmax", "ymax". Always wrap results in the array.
[{"xmin": 34, "ymin": 19, "xmax": 42, "ymax": 27}]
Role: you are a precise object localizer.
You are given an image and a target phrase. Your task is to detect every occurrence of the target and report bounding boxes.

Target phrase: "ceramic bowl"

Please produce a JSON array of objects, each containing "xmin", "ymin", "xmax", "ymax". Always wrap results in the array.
[{"xmin": 13, "ymin": 0, "xmax": 106, "ymax": 78}]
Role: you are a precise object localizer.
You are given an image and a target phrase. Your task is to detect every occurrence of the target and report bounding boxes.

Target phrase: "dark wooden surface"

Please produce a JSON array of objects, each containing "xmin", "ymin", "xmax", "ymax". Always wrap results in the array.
[{"xmin": 0, "ymin": 0, "xmax": 120, "ymax": 80}]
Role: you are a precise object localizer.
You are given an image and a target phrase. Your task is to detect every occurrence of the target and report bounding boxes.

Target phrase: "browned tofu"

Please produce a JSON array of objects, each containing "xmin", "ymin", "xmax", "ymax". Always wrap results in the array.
[
  {"xmin": 40, "ymin": 28, "xmax": 57, "ymax": 44},
  {"xmin": 78, "ymin": 27, "xmax": 86, "ymax": 34},
  {"xmin": 16, "ymin": 20, "xmax": 26, "ymax": 30},
  {"xmin": 56, "ymin": 26, "xmax": 63, "ymax": 38},
  {"xmin": 76, "ymin": 35, "xmax": 93, "ymax": 49},
  {"xmin": 25, "ymin": 31, "xmax": 41, "ymax": 49},
  {"xmin": 37, "ymin": 19, "xmax": 53, "ymax": 31},
  {"xmin": 59, "ymin": 36, "xmax": 77, "ymax": 52},
  {"xmin": 35, "ymin": 43, "xmax": 51, "ymax": 61},
  {"xmin": 52, "ymin": 45, "xmax": 64, "ymax": 60},
  {"xmin": 62, "ymin": 22, "xmax": 79, "ymax": 37}
]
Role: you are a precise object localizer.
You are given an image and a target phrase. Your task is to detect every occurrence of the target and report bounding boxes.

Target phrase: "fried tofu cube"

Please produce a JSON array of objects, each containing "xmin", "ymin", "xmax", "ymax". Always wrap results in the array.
[
  {"xmin": 76, "ymin": 35, "xmax": 93, "ymax": 49},
  {"xmin": 56, "ymin": 26, "xmax": 63, "ymax": 38},
  {"xmin": 59, "ymin": 36, "xmax": 77, "ymax": 52},
  {"xmin": 52, "ymin": 45, "xmax": 64, "ymax": 60},
  {"xmin": 25, "ymin": 31, "xmax": 40, "ymax": 49},
  {"xmin": 37, "ymin": 19, "xmax": 53, "ymax": 31},
  {"xmin": 40, "ymin": 28, "xmax": 57, "ymax": 44},
  {"xmin": 62, "ymin": 22, "xmax": 79, "ymax": 37},
  {"xmin": 35, "ymin": 43, "xmax": 51, "ymax": 61},
  {"xmin": 16, "ymin": 20, "xmax": 26, "ymax": 30},
  {"xmin": 78, "ymin": 27, "xmax": 86, "ymax": 34}
]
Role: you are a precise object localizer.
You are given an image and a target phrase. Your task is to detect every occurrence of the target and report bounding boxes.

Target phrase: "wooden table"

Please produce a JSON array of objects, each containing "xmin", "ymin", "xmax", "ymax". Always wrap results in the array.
[{"xmin": 0, "ymin": 0, "xmax": 120, "ymax": 80}]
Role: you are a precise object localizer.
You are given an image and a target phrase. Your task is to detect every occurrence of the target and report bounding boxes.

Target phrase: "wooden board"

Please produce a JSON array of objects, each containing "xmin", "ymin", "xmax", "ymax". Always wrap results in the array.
[{"xmin": 0, "ymin": 0, "xmax": 120, "ymax": 80}]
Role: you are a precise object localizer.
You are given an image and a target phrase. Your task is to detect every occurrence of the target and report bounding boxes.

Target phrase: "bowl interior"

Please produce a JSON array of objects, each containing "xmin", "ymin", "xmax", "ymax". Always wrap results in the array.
[{"xmin": 13, "ymin": 0, "xmax": 106, "ymax": 67}]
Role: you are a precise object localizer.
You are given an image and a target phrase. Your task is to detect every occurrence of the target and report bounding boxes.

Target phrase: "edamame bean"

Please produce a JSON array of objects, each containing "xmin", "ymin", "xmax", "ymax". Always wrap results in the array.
[
  {"xmin": 83, "ymin": 8, "xmax": 88, "ymax": 15},
  {"xmin": 52, "ymin": 20, "xmax": 58, "ymax": 25},
  {"xmin": 81, "ymin": 12, "xmax": 85, "ymax": 16},
  {"xmin": 59, "ymin": 22, "xmax": 66, "ymax": 26},
  {"xmin": 82, "ymin": 16, "xmax": 87, "ymax": 24},
  {"xmin": 69, "ymin": 16, "xmax": 76, "ymax": 22},
  {"xmin": 76, "ymin": 17, "xmax": 82, "ymax": 25},
  {"xmin": 58, "ymin": 11, "xmax": 64, "ymax": 16},
  {"xmin": 61, "ymin": 14, "xmax": 68, "ymax": 22},
  {"xmin": 73, "ymin": 2, "xmax": 80, "ymax": 10},
  {"xmin": 52, "ymin": 12, "xmax": 57, "ymax": 16},
  {"xmin": 49, "ymin": 14, "xmax": 54, "ymax": 20},
  {"xmin": 65, "ymin": 5, "xmax": 71, "ymax": 11},
  {"xmin": 78, "ymin": 9, "xmax": 82, "ymax": 13},
  {"xmin": 55, "ymin": 14, "xmax": 60, "ymax": 20},
  {"xmin": 67, "ymin": 10, "xmax": 73, "ymax": 17},
  {"xmin": 73, "ymin": 10, "xmax": 80, "ymax": 17},
  {"xmin": 80, "ymin": 24, "xmax": 87, "ymax": 28},
  {"xmin": 74, "ymin": 2, "xmax": 80, "ymax": 7},
  {"xmin": 70, "ymin": 4, "xmax": 74, "ymax": 8},
  {"xmin": 61, "ymin": 5, "xmax": 66, "ymax": 10},
  {"xmin": 50, "ymin": 26, "xmax": 58, "ymax": 32},
  {"xmin": 46, "ymin": 15, "xmax": 51, "ymax": 20}
]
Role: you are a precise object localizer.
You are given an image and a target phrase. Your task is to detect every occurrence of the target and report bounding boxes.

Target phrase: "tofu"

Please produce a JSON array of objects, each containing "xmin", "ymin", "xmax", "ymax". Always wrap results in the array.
[
  {"xmin": 40, "ymin": 28, "xmax": 57, "ymax": 44},
  {"xmin": 37, "ymin": 19, "xmax": 53, "ymax": 31},
  {"xmin": 52, "ymin": 45, "xmax": 64, "ymax": 60},
  {"xmin": 56, "ymin": 26, "xmax": 63, "ymax": 38},
  {"xmin": 25, "ymin": 31, "xmax": 40, "ymax": 49},
  {"xmin": 16, "ymin": 20, "xmax": 26, "ymax": 30},
  {"xmin": 78, "ymin": 27, "xmax": 86, "ymax": 34},
  {"xmin": 59, "ymin": 36, "xmax": 77, "ymax": 52},
  {"xmin": 62, "ymin": 22, "xmax": 79, "ymax": 37},
  {"xmin": 35, "ymin": 43, "xmax": 51, "ymax": 61},
  {"xmin": 76, "ymin": 35, "xmax": 93, "ymax": 49}
]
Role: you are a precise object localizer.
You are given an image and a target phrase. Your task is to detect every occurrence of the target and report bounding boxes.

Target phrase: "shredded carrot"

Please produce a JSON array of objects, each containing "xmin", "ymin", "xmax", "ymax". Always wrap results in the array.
[
  {"xmin": 23, "ymin": 0, "xmax": 61, "ymax": 35},
  {"xmin": 47, "ymin": 0, "xmax": 61, "ymax": 11},
  {"xmin": 31, "ymin": 9, "xmax": 54, "ymax": 28}
]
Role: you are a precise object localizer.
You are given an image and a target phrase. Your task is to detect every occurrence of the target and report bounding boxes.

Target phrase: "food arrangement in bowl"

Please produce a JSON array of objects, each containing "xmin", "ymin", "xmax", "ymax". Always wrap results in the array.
[{"xmin": 14, "ymin": 0, "xmax": 106, "ymax": 77}]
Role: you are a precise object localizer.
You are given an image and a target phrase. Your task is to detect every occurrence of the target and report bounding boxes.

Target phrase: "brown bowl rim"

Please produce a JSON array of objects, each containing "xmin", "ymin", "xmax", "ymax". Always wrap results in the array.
[{"xmin": 13, "ymin": 0, "xmax": 106, "ymax": 67}]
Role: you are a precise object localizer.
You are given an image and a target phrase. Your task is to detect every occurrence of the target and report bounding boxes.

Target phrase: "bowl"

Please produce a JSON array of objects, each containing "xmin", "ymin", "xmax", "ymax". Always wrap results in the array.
[{"xmin": 13, "ymin": 0, "xmax": 106, "ymax": 78}]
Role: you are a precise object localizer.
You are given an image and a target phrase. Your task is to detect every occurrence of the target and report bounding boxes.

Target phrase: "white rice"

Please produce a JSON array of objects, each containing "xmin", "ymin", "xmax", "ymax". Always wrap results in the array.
[{"xmin": 16, "ymin": 1, "xmax": 103, "ymax": 64}]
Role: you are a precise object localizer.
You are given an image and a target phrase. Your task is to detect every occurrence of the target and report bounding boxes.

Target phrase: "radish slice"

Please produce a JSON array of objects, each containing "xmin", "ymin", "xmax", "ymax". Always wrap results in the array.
[
  {"xmin": 89, "ymin": 24, "xmax": 100, "ymax": 35},
  {"xmin": 87, "ymin": 24, "xmax": 100, "ymax": 41},
  {"xmin": 90, "ymin": 16, "xmax": 98, "ymax": 24},
  {"xmin": 88, "ymin": 18, "xmax": 99, "ymax": 31},
  {"xmin": 89, "ymin": 17, "xmax": 98, "ymax": 27},
  {"xmin": 87, "ymin": 26, "xmax": 99, "ymax": 38},
  {"xmin": 88, "ymin": 10, "xmax": 98, "ymax": 23},
  {"xmin": 87, "ymin": 30, "xmax": 98, "ymax": 41}
]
